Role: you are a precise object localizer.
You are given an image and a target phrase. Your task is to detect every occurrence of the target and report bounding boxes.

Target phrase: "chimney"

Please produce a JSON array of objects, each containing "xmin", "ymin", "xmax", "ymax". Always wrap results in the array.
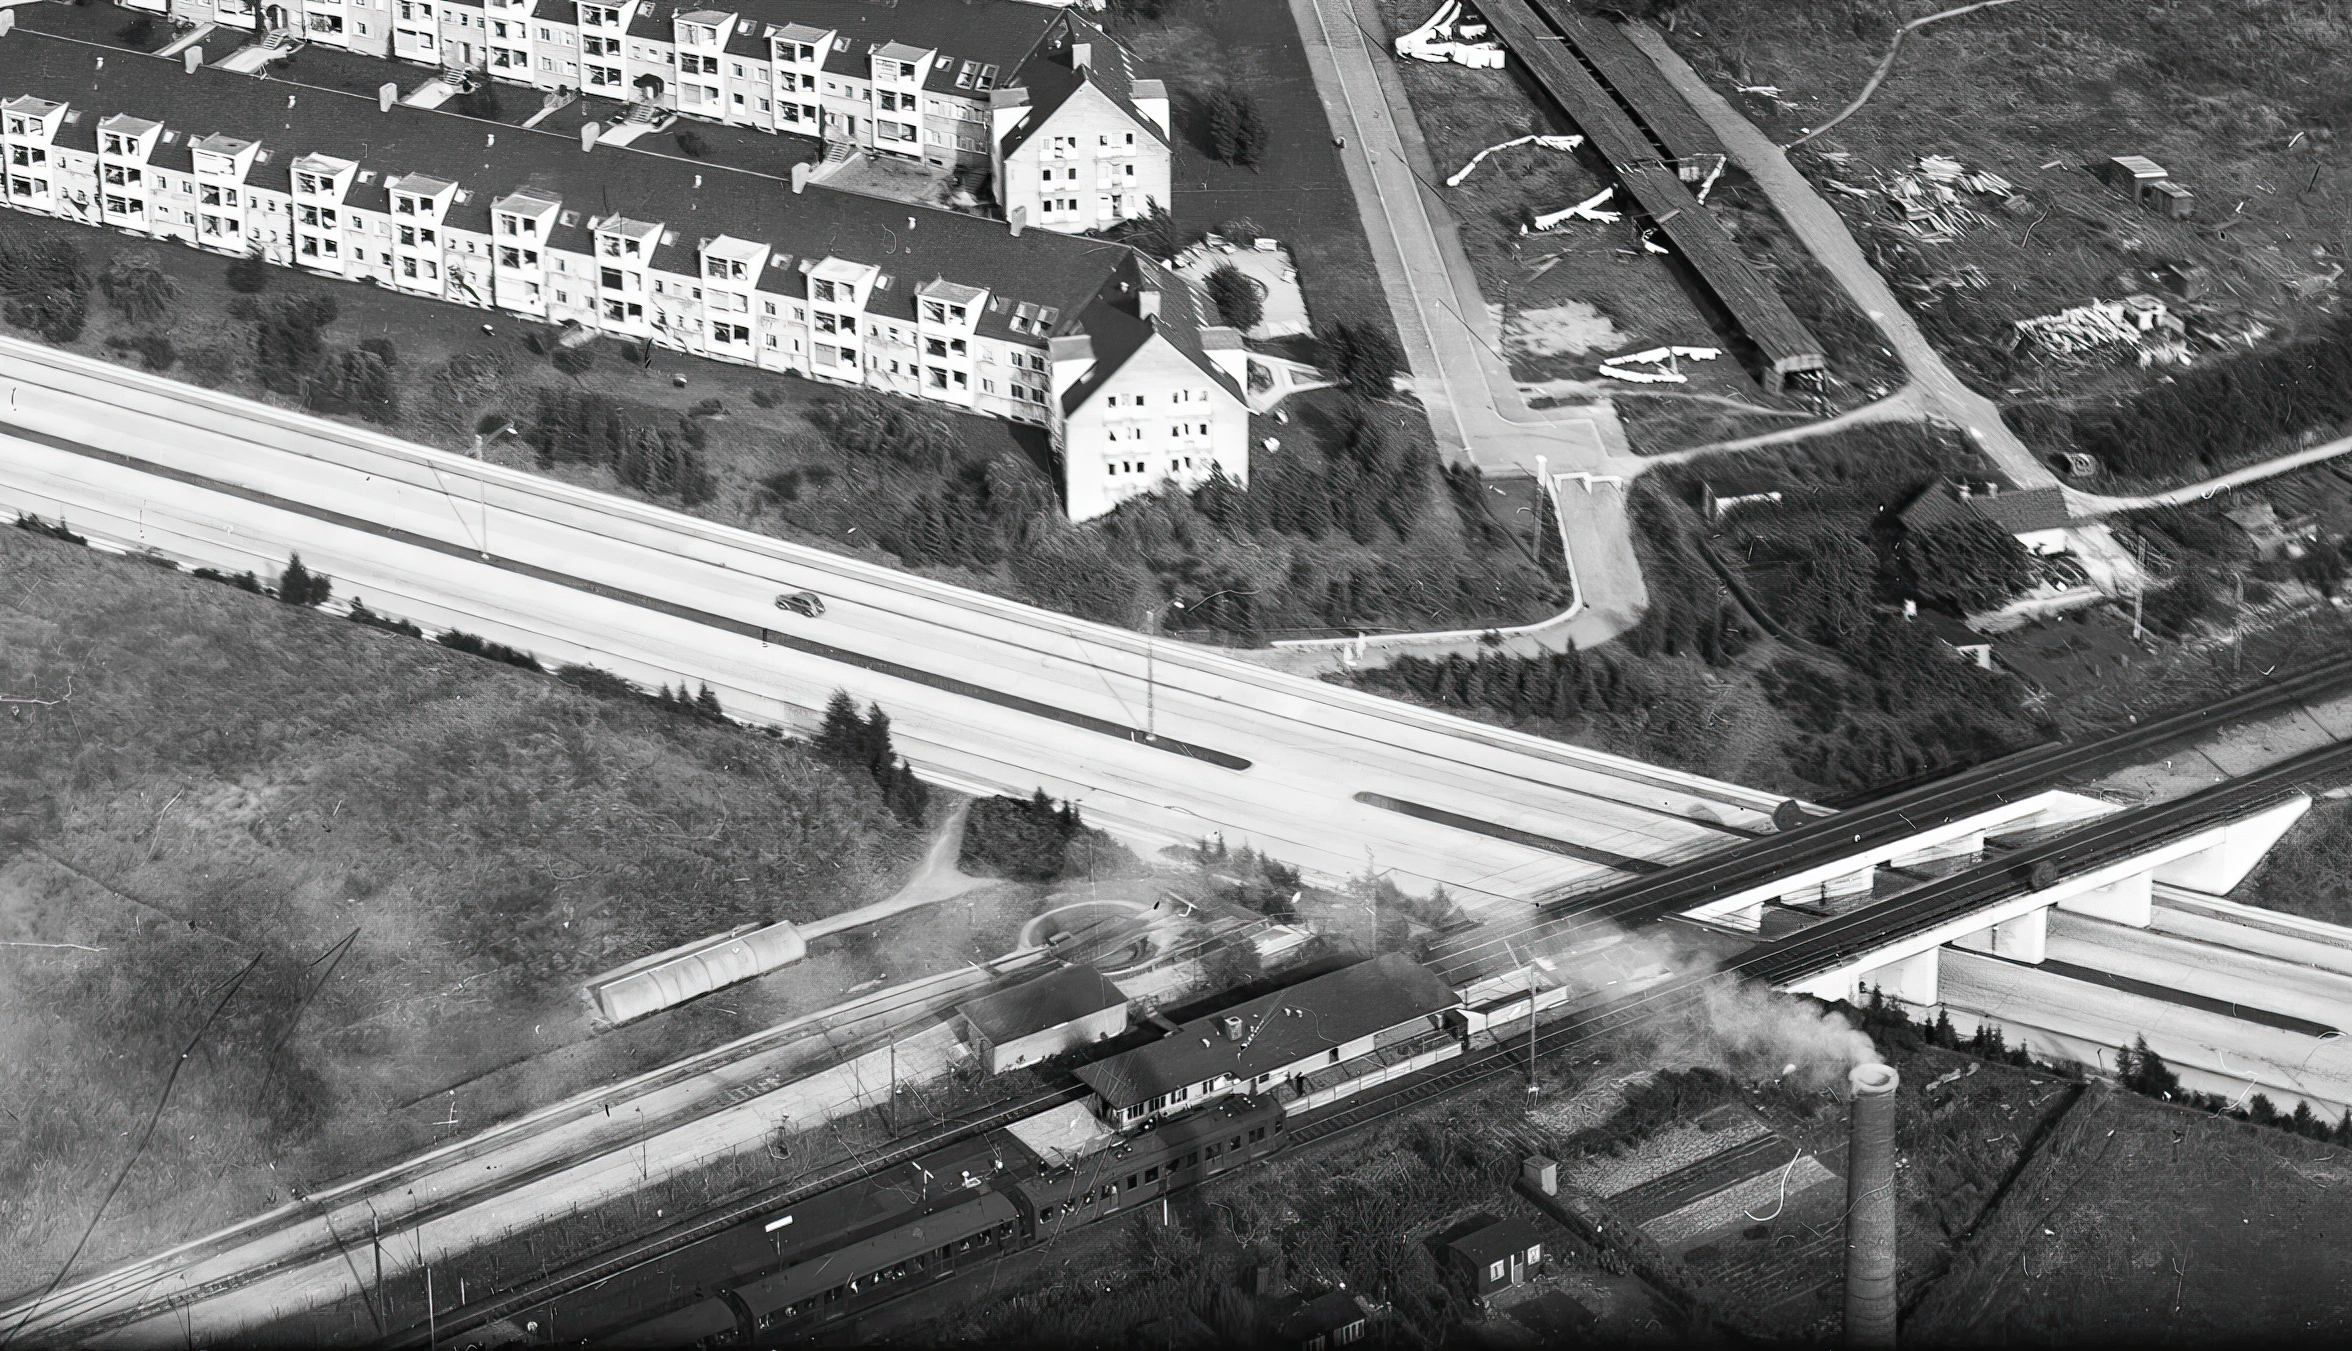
[
  {"xmin": 580, "ymin": 121, "xmax": 600, "ymax": 152},
  {"xmin": 1222, "ymin": 1015, "xmax": 1243, "ymax": 1043},
  {"xmin": 0, "ymin": 10, "xmax": 14, "ymax": 36},
  {"xmin": 1072, "ymin": 41, "xmax": 1091, "ymax": 69},
  {"xmin": 1843, "ymin": 1063, "xmax": 1900, "ymax": 1349},
  {"xmin": 791, "ymin": 161, "xmax": 808, "ymax": 194},
  {"xmin": 1138, "ymin": 287, "xmax": 1160, "ymax": 319},
  {"xmin": 185, "ymin": 47, "xmax": 204, "ymax": 74},
  {"xmin": 1955, "ymin": 482, "xmax": 1971, "ymax": 500},
  {"xmin": 1521, "ymin": 1156, "xmax": 1557, "ymax": 1196},
  {"xmin": 1009, "ymin": 205, "xmax": 1026, "ymax": 238}
]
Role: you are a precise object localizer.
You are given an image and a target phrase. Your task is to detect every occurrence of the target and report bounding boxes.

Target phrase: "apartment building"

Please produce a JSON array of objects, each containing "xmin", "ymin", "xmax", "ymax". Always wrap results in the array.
[
  {"xmin": 0, "ymin": 32, "xmax": 1241, "ymax": 519},
  {"xmin": 990, "ymin": 13, "xmax": 1168, "ymax": 233},
  {"xmin": 112, "ymin": 0, "xmax": 1165, "ymax": 231}
]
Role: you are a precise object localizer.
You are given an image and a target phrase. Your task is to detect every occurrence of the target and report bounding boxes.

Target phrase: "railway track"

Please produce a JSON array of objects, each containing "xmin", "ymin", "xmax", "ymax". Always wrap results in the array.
[
  {"xmin": 372, "ymin": 736, "xmax": 2352, "ymax": 1349},
  {"xmin": 1429, "ymin": 653, "xmax": 2352, "ymax": 983}
]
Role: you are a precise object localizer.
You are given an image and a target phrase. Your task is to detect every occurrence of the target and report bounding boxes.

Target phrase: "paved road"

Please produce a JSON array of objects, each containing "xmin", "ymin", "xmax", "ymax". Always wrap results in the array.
[
  {"xmin": 1286, "ymin": 0, "xmax": 1647, "ymax": 647},
  {"xmin": 0, "ymin": 337, "xmax": 1786, "ymax": 916},
  {"xmin": 2067, "ymin": 429, "xmax": 2352, "ymax": 515},
  {"xmin": 1622, "ymin": 23, "xmax": 2059, "ymax": 491}
]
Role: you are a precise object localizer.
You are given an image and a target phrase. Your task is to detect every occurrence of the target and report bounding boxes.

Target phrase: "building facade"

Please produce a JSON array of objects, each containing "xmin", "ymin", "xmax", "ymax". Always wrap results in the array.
[
  {"xmin": 955, "ymin": 964, "xmax": 1129, "ymax": 1074},
  {"xmin": 112, "ymin": 0, "xmax": 1165, "ymax": 233},
  {"xmin": 0, "ymin": 31, "xmax": 1239, "ymax": 518}
]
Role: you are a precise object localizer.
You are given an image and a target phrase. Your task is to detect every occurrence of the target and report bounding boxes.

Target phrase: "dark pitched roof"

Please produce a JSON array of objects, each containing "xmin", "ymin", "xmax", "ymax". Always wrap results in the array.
[
  {"xmin": 692, "ymin": 0, "xmax": 1052, "ymax": 95},
  {"xmin": 0, "ymin": 31, "xmax": 1138, "ymax": 342},
  {"xmin": 1448, "ymin": 1215, "xmax": 1545, "ymax": 1265},
  {"xmin": 1055, "ymin": 252, "xmax": 1244, "ymax": 413},
  {"xmin": 1899, "ymin": 482, "xmax": 2070, "ymax": 536},
  {"xmin": 1071, "ymin": 955, "xmax": 1458, "ymax": 1110},
  {"xmin": 1273, "ymin": 1292, "xmax": 1368, "ymax": 1341},
  {"xmin": 997, "ymin": 10, "xmax": 1167, "ymax": 159},
  {"xmin": 957, "ymin": 964, "xmax": 1126, "ymax": 1045}
]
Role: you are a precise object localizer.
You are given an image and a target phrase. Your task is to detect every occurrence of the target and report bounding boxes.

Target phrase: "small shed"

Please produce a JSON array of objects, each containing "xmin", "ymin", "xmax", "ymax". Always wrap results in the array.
[
  {"xmin": 2099, "ymin": 155, "xmax": 2172, "ymax": 205},
  {"xmin": 956, "ymin": 964, "xmax": 1129, "ymax": 1075},
  {"xmin": 2147, "ymin": 179, "xmax": 2195, "ymax": 219},
  {"xmin": 1272, "ymin": 1291, "xmax": 1371, "ymax": 1351},
  {"xmin": 1446, "ymin": 1215, "xmax": 1546, "ymax": 1298}
]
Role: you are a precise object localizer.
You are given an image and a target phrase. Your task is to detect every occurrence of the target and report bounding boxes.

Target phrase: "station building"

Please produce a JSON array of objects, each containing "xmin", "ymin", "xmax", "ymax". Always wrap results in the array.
[
  {"xmin": 1071, "ymin": 954, "xmax": 1460, "ymax": 1129},
  {"xmin": 0, "ymin": 28, "xmax": 1245, "ymax": 518},
  {"xmin": 955, "ymin": 963, "xmax": 1129, "ymax": 1074}
]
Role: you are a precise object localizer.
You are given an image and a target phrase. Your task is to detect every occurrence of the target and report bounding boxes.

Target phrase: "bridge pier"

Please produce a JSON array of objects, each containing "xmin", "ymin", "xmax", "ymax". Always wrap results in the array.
[{"xmin": 1950, "ymin": 906, "xmax": 2048, "ymax": 964}]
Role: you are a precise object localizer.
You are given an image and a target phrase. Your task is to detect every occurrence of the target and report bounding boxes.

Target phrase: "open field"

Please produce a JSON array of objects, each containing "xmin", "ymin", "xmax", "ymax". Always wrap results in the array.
[
  {"xmin": 1907, "ymin": 1084, "xmax": 2352, "ymax": 1341},
  {"xmin": 1660, "ymin": 0, "xmax": 2352, "ymax": 412},
  {"xmin": 0, "ymin": 527, "xmax": 936, "ymax": 1296}
]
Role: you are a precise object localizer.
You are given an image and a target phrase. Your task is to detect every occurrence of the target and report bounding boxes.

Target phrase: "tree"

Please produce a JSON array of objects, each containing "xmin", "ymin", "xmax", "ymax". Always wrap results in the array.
[
  {"xmin": 1203, "ymin": 88, "xmax": 1268, "ymax": 168},
  {"xmin": 693, "ymin": 683, "xmax": 724, "ymax": 720},
  {"xmin": 224, "ymin": 249, "xmax": 271, "ymax": 295},
  {"xmin": 99, "ymin": 249, "xmax": 177, "ymax": 324},
  {"xmin": 276, "ymin": 552, "xmax": 331, "ymax": 607},
  {"xmin": 809, "ymin": 389, "xmax": 959, "ymax": 472},
  {"xmin": 1324, "ymin": 321, "xmax": 1401, "ymax": 399},
  {"xmin": 1203, "ymin": 263, "xmax": 1263, "ymax": 332}
]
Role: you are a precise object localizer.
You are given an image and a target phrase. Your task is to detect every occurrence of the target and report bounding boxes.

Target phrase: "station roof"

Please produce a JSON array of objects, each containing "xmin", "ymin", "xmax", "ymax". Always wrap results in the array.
[
  {"xmin": 956, "ymin": 964, "xmax": 1127, "ymax": 1045},
  {"xmin": 1072, "ymin": 955, "xmax": 1458, "ymax": 1110}
]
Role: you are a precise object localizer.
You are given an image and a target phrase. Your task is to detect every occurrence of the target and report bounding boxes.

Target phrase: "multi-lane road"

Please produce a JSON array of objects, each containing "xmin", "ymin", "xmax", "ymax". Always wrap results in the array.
[{"xmin": 0, "ymin": 335, "xmax": 1786, "ymax": 907}]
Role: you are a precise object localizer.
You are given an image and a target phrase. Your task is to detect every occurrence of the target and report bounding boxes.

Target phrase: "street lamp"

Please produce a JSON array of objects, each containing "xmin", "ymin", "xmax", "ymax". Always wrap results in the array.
[{"xmin": 1143, "ymin": 599, "xmax": 1186, "ymax": 742}]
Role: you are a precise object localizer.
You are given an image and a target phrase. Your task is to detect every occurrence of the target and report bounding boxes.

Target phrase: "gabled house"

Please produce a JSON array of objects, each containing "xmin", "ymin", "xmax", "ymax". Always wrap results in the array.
[{"xmin": 990, "ymin": 10, "xmax": 1170, "ymax": 233}]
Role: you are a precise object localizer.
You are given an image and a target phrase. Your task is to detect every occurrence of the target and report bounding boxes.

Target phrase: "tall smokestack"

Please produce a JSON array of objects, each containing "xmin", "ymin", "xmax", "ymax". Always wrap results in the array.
[{"xmin": 1844, "ymin": 1062, "xmax": 1899, "ymax": 1349}]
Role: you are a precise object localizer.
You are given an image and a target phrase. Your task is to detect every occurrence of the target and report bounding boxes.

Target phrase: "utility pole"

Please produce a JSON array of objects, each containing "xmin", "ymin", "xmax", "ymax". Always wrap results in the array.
[
  {"xmin": 2130, "ymin": 533, "xmax": 2147, "ymax": 642},
  {"xmin": 1144, "ymin": 600, "xmax": 1185, "ymax": 741},
  {"xmin": 2234, "ymin": 569, "xmax": 2246, "ymax": 676},
  {"xmin": 888, "ymin": 1034, "xmax": 897, "ymax": 1133}
]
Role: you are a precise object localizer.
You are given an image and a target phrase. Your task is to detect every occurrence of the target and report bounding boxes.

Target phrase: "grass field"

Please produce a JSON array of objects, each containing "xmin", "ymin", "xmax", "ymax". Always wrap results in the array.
[
  {"xmin": 1907, "ymin": 1084, "xmax": 2352, "ymax": 1341},
  {"xmin": 0, "ymin": 527, "xmax": 933, "ymax": 1297},
  {"xmin": 1660, "ymin": 0, "xmax": 2352, "ymax": 405}
]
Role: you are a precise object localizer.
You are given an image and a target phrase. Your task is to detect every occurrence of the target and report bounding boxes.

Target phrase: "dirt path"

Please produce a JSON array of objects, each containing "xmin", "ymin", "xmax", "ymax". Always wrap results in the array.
[
  {"xmin": 1621, "ymin": 22, "xmax": 2058, "ymax": 491},
  {"xmin": 1639, "ymin": 385, "xmax": 1932, "ymax": 466}
]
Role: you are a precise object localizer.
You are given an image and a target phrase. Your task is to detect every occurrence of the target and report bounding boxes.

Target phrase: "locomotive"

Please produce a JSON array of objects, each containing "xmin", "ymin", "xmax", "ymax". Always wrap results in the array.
[{"xmin": 597, "ymin": 1094, "xmax": 1290, "ymax": 1347}]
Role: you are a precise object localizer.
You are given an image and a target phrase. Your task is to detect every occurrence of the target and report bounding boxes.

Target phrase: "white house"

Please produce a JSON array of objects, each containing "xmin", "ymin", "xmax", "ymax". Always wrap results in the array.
[{"xmin": 990, "ymin": 11, "xmax": 1170, "ymax": 233}]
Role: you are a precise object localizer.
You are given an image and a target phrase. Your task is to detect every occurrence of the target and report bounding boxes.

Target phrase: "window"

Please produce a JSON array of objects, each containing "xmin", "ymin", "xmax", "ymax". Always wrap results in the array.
[
  {"xmin": 1143, "ymin": 1166, "xmax": 1159, "ymax": 1183},
  {"xmin": 1488, "ymin": 1260, "xmax": 1506, "ymax": 1283}
]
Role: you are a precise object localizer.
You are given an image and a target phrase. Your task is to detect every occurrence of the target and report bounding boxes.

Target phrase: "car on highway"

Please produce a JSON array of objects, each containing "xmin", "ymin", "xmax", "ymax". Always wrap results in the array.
[{"xmin": 774, "ymin": 591, "xmax": 825, "ymax": 618}]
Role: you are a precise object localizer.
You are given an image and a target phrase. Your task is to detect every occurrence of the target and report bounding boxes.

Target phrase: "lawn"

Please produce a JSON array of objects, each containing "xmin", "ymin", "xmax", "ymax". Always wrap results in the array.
[
  {"xmin": 1658, "ymin": 0, "xmax": 2352, "ymax": 407},
  {"xmin": 1906, "ymin": 1083, "xmax": 2352, "ymax": 1341},
  {"xmin": 1106, "ymin": 0, "xmax": 1399, "ymax": 339},
  {"xmin": 0, "ymin": 526, "xmax": 933, "ymax": 1296}
]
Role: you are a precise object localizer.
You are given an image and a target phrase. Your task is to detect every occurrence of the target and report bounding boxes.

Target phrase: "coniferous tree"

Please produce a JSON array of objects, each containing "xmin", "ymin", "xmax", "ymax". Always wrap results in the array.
[{"xmin": 695, "ymin": 683, "xmax": 724, "ymax": 721}]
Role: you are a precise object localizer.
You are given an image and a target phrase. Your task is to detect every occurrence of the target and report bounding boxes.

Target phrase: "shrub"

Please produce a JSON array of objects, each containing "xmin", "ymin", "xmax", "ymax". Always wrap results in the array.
[
  {"xmin": 180, "ymin": 342, "xmax": 238, "ymax": 385},
  {"xmin": 551, "ymin": 343, "xmax": 595, "ymax": 376},
  {"xmin": 130, "ymin": 332, "xmax": 176, "ymax": 371},
  {"xmin": 276, "ymin": 553, "xmax": 332, "ymax": 607},
  {"xmin": 358, "ymin": 336, "xmax": 398, "ymax": 367},
  {"xmin": 347, "ymin": 598, "xmax": 424, "ymax": 637},
  {"xmin": 4, "ymin": 287, "xmax": 86, "ymax": 344},
  {"xmin": 689, "ymin": 397, "xmax": 725, "ymax": 417},
  {"xmin": 192, "ymin": 567, "xmax": 266, "ymax": 594},
  {"xmin": 98, "ymin": 249, "xmax": 177, "ymax": 324},
  {"xmin": 250, "ymin": 294, "xmax": 341, "ymax": 395},
  {"xmin": 528, "ymin": 388, "xmax": 716, "ymax": 504},
  {"xmin": 1323, "ymin": 321, "xmax": 1401, "ymax": 399},
  {"xmin": 1203, "ymin": 263, "xmax": 1262, "ymax": 331},
  {"xmin": 224, "ymin": 250, "xmax": 271, "ymax": 294},
  {"xmin": 1203, "ymin": 88, "xmax": 1268, "ymax": 168},
  {"xmin": 675, "ymin": 129, "xmax": 709, "ymax": 157},
  {"xmin": 115, "ymin": 15, "xmax": 156, "ymax": 44},
  {"xmin": 305, "ymin": 347, "xmax": 399, "ymax": 425},
  {"xmin": 1898, "ymin": 520, "xmax": 2037, "ymax": 614},
  {"xmin": 750, "ymin": 387, "xmax": 779, "ymax": 409},
  {"xmin": 959, "ymin": 790, "xmax": 1130, "ymax": 881},
  {"xmin": 554, "ymin": 663, "xmax": 642, "ymax": 701},
  {"xmin": 435, "ymin": 629, "xmax": 543, "ymax": 670},
  {"xmin": 15, "ymin": 512, "xmax": 87, "ymax": 546},
  {"xmin": 810, "ymin": 388, "xmax": 960, "ymax": 472},
  {"xmin": 814, "ymin": 691, "xmax": 930, "ymax": 824}
]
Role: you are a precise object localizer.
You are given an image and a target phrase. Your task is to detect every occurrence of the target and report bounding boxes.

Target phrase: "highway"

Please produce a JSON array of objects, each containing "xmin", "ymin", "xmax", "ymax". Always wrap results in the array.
[{"xmin": 0, "ymin": 335, "xmax": 1786, "ymax": 908}]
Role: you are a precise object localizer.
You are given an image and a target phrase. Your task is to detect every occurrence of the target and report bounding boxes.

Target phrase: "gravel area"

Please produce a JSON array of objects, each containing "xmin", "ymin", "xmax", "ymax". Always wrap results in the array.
[
  {"xmin": 1644, "ymin": 1156, "xmax": 1836, "ymax": 1249},
  {"xmin": 1567, "ymin": 1117, "xmax": 1771, "ymax": 1199}
]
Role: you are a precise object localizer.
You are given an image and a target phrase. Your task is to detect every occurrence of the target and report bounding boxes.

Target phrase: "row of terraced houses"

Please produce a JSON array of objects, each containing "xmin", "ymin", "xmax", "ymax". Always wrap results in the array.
[
  {"xmin": 111, "ymin": 0, "xmax": 1174, "ymax": 236},
  {"xmin": 0, "ymin": 16, "xmax": 1243, "ymax": 521}
]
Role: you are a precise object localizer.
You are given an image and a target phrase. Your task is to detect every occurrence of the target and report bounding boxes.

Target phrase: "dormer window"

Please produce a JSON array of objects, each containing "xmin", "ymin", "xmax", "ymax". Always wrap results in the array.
[
  {"xmin": 396, "ymin": 196, "xmax": 415, "ymax": 215},
  {"xmin": 102, "ymin": 133, "xmax": 126, "ymax": 155},
  {"xmin": 922, "ymin": 300, "xmax": 944, "ymax": 324},
  {"xmin": 296, "ymin": 172, "xmax": 319, "ymax": 195},
  {"xmin": 812, "ymin": 279, "xmax": 837, "ymax": 303}
]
